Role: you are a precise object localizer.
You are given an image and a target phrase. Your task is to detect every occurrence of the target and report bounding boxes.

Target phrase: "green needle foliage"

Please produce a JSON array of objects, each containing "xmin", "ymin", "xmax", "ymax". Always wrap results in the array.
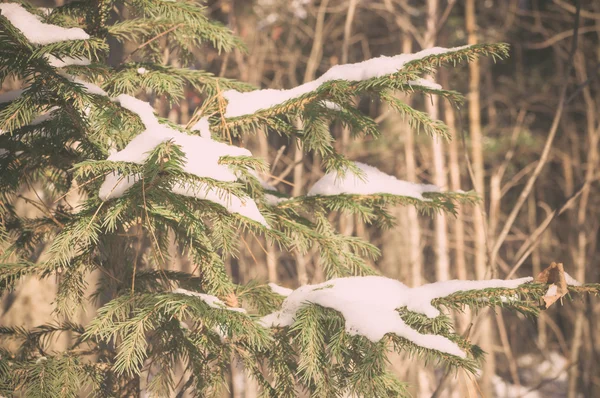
[{"xmin": 1, "ymin": 2, "xmax": 598, "ymax": 397}]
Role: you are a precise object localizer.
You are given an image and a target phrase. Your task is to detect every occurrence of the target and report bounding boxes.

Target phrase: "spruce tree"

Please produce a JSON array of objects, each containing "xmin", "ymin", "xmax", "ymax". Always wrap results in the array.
[{"xmin": 0, "ymin": 1, "xmax": 598, "ymax": 397}]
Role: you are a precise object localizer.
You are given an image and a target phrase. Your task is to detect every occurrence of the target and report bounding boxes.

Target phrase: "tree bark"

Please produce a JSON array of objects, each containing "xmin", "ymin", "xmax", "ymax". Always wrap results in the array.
[
  {"xmin": 466, "ymin": 1, "xmax": 495, "ymax": 396},
  {"xmin": 425, "ymin": 0, "xmax": 450, "ymax": 282}
]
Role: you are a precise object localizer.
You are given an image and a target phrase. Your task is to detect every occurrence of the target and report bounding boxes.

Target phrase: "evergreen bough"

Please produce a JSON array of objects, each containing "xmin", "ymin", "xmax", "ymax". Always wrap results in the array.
[{"xmin": 0, "ymin": 1, "xmax": 598, "ymax": 397}]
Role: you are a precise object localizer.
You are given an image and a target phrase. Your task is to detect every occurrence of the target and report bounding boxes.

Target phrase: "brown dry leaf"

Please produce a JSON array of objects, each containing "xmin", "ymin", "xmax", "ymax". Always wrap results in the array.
[
  {"xmin": 535, "ymin": 262, "xmax": 568, "ymax": 308},
  {"xmin": 223, "ymin": 292, "xmax": 239, "ymax": 308}
]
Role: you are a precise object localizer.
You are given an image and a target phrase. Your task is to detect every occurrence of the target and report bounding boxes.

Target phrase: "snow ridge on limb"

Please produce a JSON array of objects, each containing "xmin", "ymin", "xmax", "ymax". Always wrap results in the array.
[
  {"xmin": 261, "ymin": 275, "xmax": 532, "ymax": 358},
  {"xmin": 220, "ymin": 43, "xmax": 508, "ymax": 122},
  {"xmin": 210, "ymin": 43, "xmax": 509, "ymax": 182},
  {"xmin": 0, "ymin": 3, "xmax": 89, "ymax": 45},
  {"xmin": 223, "ymin": 46, "xmax": 467, "ymax": 118},
  {"xmin": 307, "ymin": 161, "xmax": 440, "ymax": 200}
]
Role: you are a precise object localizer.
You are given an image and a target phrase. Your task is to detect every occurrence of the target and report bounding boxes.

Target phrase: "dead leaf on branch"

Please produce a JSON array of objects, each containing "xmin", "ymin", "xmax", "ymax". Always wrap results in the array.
[
  {"xmin": 535, "ymin": 262, "xmax": 568, "ymax": 309},
  {"xmin": 224, "ymin": 292, "xmax": 239, "ymax": 308}
]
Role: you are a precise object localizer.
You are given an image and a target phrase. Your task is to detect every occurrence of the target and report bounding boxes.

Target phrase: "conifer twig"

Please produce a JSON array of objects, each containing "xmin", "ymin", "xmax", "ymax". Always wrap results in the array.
[{"xmin": 125, "ymin": 23, "xmax": 184, "ymax": 61}]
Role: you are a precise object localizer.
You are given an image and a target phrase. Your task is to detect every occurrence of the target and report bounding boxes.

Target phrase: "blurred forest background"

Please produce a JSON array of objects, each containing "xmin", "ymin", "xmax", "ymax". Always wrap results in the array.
[{"xmin": 1, "ymin": 0, "xmax": 599, "ymax": 397}]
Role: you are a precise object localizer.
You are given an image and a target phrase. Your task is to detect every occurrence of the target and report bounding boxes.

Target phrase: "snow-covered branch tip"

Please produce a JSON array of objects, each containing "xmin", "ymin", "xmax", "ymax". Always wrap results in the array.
[
  {"xmin": 219, "ymin": 43, "xmax": 510, "ymax": 121},
  {"xmin": 261, "ymin": 275, "xmax": 533, "ymax": 358},
  {"xmin": 97, "ymin": 95, "xmax": 270, "ymax": 227},
  {"xmin": 307, "ymin": 161, "xmax": 442, "ymax": 200},
  {"xmin": 0, "ymin": 3, "xmax": 90, "ymax": 45},
  {"xmin": 221, "ymin": 46, "xmax": 469, "ymax": 118}
]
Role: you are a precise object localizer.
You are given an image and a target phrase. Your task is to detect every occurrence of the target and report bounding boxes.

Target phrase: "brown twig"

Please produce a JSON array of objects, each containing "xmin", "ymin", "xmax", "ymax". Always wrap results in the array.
[
  {"xmin": 125, "ymin": 23, "xmax": 184, "ymax": 61},
  {"xmin": 490, "ymin": 2, "xmax": 582, "ymax": 276}
]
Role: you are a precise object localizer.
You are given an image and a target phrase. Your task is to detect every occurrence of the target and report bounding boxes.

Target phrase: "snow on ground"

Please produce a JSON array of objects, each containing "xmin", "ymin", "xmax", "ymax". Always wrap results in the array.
[
  {"xmin": 254, "ymin": 0, "xmax": 310, "ymax": 30},
  {"xmin": 99, "ymin": 95, "xmax": 269, "ymax": 226},
  {"xmin": 307, "ymin": 161, "xmax": 440, "ymax": 200},
  {"xmin": 173, "ymin": 288, "xmax": 246, "ymax": 313},
  {"xmin": 493, "ymin": 375, "xmax": 541, "ymax": 398},
  {"xmin": 494, "ymin": 351, "xmax": 570, "ymax": 398},
  {"xmin": 260, "ymin": 275, "xmax": 532, "ymax": 357},
  {"xmin": 223, "ymin": 45, "xmax": 465, "ymax": 118},
  {"xmin": 0, "ymin": 3, "xmax": 89, "ymax": 45}
]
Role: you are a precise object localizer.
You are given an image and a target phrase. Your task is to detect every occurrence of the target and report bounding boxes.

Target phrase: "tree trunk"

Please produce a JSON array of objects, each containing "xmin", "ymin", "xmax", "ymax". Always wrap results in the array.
[
  {"xmin": 466, "ymin": 1, "xmax": 495, "ymax": 396},
  {"xmin": 425, "ymin": 0, "xmax": 450, "ymax": 282}
]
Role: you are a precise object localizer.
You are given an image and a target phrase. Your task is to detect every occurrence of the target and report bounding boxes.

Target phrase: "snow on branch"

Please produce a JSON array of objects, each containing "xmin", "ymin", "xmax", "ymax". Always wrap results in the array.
[
  {"xmin": 0, "ymin": 8, "xmax": 268, "ymax": 227},
  {"xmin": 67, "ymin": 75, "xmax": 107, "ymax": 96},
  {"xmin": 99, "ymin": 95, "xmax": 269, "ymax": 227},
  {"xmin": 46, "ymin": 54, "xmax": 91, "ymax": 68},
  {"xmin": 307, "ymin": 161, "xmax": 440, "ymax": 200},
  {"xmin": 222, "ymin": 46, "xmax": 466, "ymax": 118},
  {"xmin": 0, "ymin": 3, "xmax": 90, "ymax": 45},
  {"xmin": 407, "ymin": 78, "xmax": 442, "ymax": 90},
  {"xmin": 172, "ymin": 288, "xmax": 246, "ymax": 313},
  {"xmin": 0, "ymin": 89, "xmax": 24, "ymax": 105},
  {"xmin": 268, "ymin": 283, "xmax": 293, "ymax": 297},
  {"xmin": 261, "ymin": 275, "xmax": 532, "ymax": 358}
]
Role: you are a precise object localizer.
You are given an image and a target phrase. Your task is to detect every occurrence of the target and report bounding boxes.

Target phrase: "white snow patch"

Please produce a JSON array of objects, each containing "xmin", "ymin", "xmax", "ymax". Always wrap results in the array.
[
  {"xmin": 404, "ymin": 277, "xmax": 533, "ymax": 318},
  {"xmin": 99, "ymin": 173, "xmax": 141, "ymax": 200},
  {"xmin": 264, "ymin": 193, "xmax": 288, "ymax": 206},
  {"xmin": 116, "ymin": 94, "xmax": 158, "ymax": 129},
  {"xmin": 0, "ymin": 89, "xmax": 23, "ymax": 104},
  {"xmin": 499, "ymin": 294, "xmax": 519, "ymax": 303},
  {"xmin": 544, "ymin": 284, "xmax": 558, "ymax": 297},
  {"xmin": 321, "ymin": 101, "xmax": 342, "ymax": 111},
  {"xmin": 99, "ymin": 95, "xmax": 268, "ymax": 226},
  {"xmin": 190, "ymin": 117, "xmax": 211, "ymax": 139},
  {"xmin": 173, "ymin": 288, "xmax": 246, "ymax": 313},
  {"xmin": 0, "ymin": 90, "xmax": 56, "ymax": 129},
  {"xmin": 0, "ymin": 3, "xmax": 89, "ymax": 45},
  {"xmin": 493, "ymin": 375, "xmax": 540, "ymax": 398},
  {"xmin": 251, "ymin": 173, "xmax": 290, "ymax": 205},
  {"xmin": 223, "ymin": 45, "xmax": 467, "ymax": 118},
  {"xmin": 250, "ymin": 171, "xmax": 277, "ymax": 191},
  {"xmin": 268, "ymin": 283, "xmax": 293, "ymax": 297},
  {"xmin": 213, "ymin": 325, "xmax": 227, "ymax": 342},
  {"xmin": 529, "ymin": 351, "xmax": 569, "ymax": 381},
  {"xmin": 67, "ymin": 76, "xmax": 107, "ymax": 96},
  {"xmin": 261, "ymin": 275, "xmax": 532, "ymax": 357},
  {"xmin": 38, "ymin": 7, "xmax": 52, "ymax": 16},
  {"xmin": 46, "ymin": 54, "xmax": 90, "ymax": 68},
  {"xmin": 29, "ymin": 106, "xmax": 59, "ymax": 125},
  {"xmin": 307, "ymin": 161, "xmax": 440, "ymax": 200},
  {"xmin": 408, "ymin": 78, "xmax": 442, "ymax": 90},
  {"xmin": 564, "ymin": 271, "xmax": 581, "ymax": 286},
  {"xmin": 291, "ymin": 0, "xmax": 310, "ymax": 19}
]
